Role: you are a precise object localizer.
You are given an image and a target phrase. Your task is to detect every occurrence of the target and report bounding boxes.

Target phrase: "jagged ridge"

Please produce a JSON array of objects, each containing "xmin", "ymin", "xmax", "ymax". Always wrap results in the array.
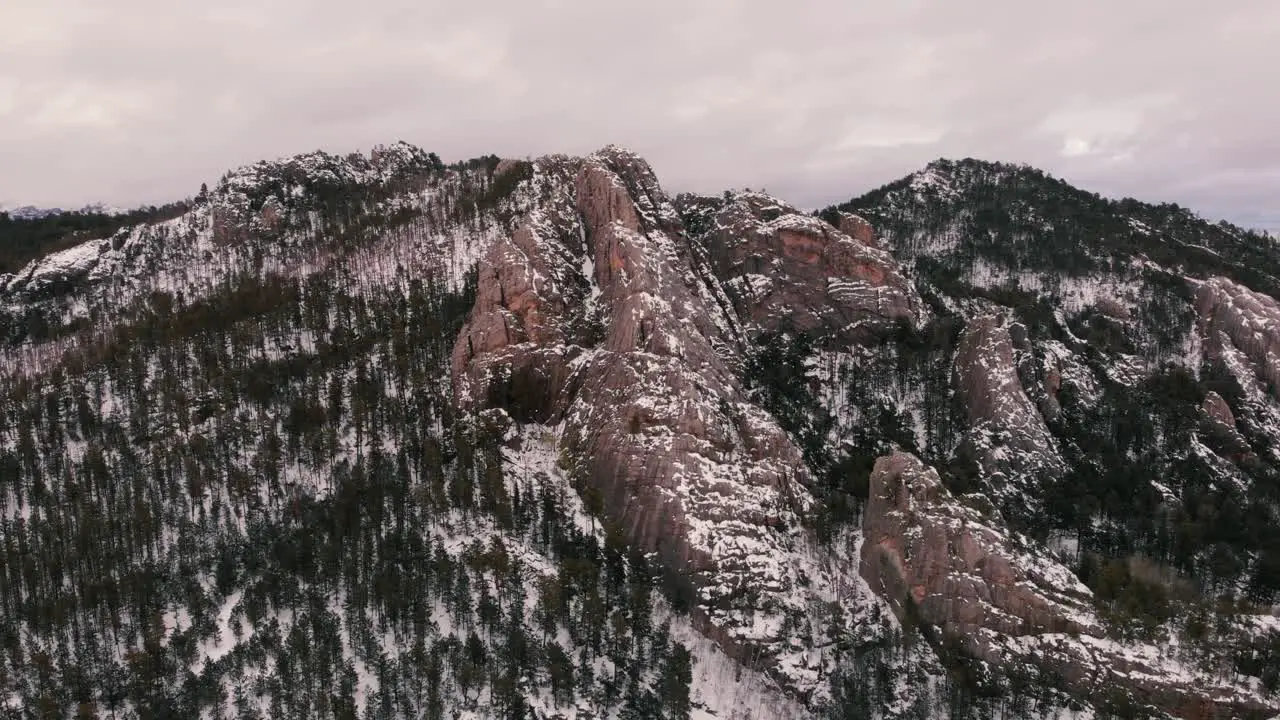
[{"xmin": 2, "ymin": 143, "xmax": 1280, "ymax": 719}]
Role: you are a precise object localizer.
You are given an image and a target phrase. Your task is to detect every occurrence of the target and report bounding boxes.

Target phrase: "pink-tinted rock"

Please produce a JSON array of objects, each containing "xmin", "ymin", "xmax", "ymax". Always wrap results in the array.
[
  {"xmin": 861, "ymin": 452, "xmax": 1277, "ymax": 720},
  {"xmin": 452, "ymin": 147, "xmax": 818, "ymax": 675},
  {"xmin": 694, "ymin": 192, "xmax": 920, "ymax": 345},
  {"xmin": 259, "ymin": 196, "xmax": 285, "ymax": 232},
  {"xmin": 1202, "ymin": 390, "xmax": 1237, "ymax": 429},
  {"xmin": 493, "ymin": 158, "xmax": 524, "ymax": 180},
  {"xmin": 952, "ymin": 314, "xmax": 1064, "ymax": 516},
  {"xmin": 1196, "ymin": 276, "xmax": 1280, "ymax": 401},
  {"xmin": 450, "ymin": 150, "xmax": 1280, "ymax": 717},
  {"xmin": 837, "ymin": 211, "xmax": 878, "ymax": 247},
  {"xmin": 861, "ymin": 452, "xmax": 1093, "ymax": 640}
]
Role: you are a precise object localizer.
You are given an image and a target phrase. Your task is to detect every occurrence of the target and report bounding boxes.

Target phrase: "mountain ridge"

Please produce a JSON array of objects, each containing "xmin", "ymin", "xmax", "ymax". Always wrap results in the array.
[{"xmin": 1, "ymin": 142, "xmax": 1279, "ymax": 719}]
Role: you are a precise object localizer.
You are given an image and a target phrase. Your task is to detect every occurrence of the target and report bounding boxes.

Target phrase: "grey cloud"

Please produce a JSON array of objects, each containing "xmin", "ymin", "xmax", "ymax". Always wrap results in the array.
[{"xmin": 1, "ymin": 0, "xmax": 1276, "ymax": 229}]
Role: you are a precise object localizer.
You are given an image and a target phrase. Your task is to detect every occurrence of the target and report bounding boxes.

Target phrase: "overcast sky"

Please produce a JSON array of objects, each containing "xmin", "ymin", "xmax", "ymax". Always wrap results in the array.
[{"xmin": 1, "ymin": 0, "xmax": 1276, "ymax": 229}]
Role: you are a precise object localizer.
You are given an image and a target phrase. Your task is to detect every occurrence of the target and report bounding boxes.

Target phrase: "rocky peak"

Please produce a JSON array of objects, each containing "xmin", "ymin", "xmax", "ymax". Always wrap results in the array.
[
  {"xmin": 836, "ymin": 211, "xmax": 878, "ymax": 247},
  {"xmin": 683, "ymin": 189, "xmax": 922, "ymax": 346},
  {"xmin": 9, "ymin": 141, "xmax": 1280, "ymax": 718},
  {"xmin": 448, "ymin": 142, "xmax": 1280, "ymax": 711},
  {"xmin": 367, "ymin": 139, "xmax": 440, "ymax": 173},
  {"xmin": 211, "ymin": 142, "xmax": 443, "ymax": 245},
  {"xmin": 861, "ymin": 451, "xmax": 1095, "ymax": 639},
  {"xmin": 452, "ymin": 147, "xmax": 888, "ymax": 689}
]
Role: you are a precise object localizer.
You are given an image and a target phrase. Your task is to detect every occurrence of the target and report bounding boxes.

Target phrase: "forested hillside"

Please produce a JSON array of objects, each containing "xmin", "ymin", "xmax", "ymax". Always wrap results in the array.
[
  {"xmin": 0, "ymin": 146, "xmax": 1277, "ymax": 719},
  {"xmin": 822, "ymin": 158, "xmax": 1280, "ymax": 609},
  {"xmin": 0, "ymin": 148, "xmax": 727, "ymax": 719},
  {"xmin": 0, "ymin": 204, "xmax": 190, "ymax": 276}
]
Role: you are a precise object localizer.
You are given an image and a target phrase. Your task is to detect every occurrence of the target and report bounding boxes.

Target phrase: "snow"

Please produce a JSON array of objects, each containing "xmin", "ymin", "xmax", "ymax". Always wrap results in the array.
[
  {"xmin": 1127, "ymin": 217, "xmax": 1154, "ymax": 235},
  {"xmin": 7, "ymin": 144, "xmax": 1280, "ymax": 718},
  {"xmin": 667, "ymin": 617, "xmax": 809, "ymax": 720},
  {"xmin": 0, "ymin": 151, "xmax": 513, "ymax": 381},
  {"xmin": 194, "ymin": 589, "xmax": 249, "ymax": 674},
  {"xmin": 581, "ymin": 253, "xmax": 602, "ymax": 316},
  {"xmin": 7, "ymin": 238, "xmax": 106, "ymax": 291},
  {"xmin": 1189, "ymin": 434, "xmax": 1249, "ymax": 493},
  {"xmin": 1047, "ymin": 532, "xmax": 1080, "ymax": 564},
  {"xmin": 162, "ymin": 606, "xmax": 193, "ymax": 638},
  {"xmin": 960, "ymin": 258, "xmax": 1146, "ymax": 316},
  {"xmin": 1105, "ymin": 353, "xmax": 1148, "ymax": 387},
  {"xmin": 909, "ymin": 165, "xmax": 960, "ymax": 202}
]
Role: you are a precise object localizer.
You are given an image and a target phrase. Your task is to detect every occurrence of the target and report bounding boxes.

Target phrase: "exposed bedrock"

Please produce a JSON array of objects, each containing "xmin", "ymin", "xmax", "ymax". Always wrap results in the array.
[
  {"xmin": 692, "ymin": 191, "xmax": 921, "ymax": 345},
  {"xmin": 1196, "ymin": 275, "xmax": 1280, "ymax": 401},
  {"xmin": 452, "ymin": 147, "xmax": 824, "ymax": 673},
  {"xmin": 861, "ymin": 452, "xmax": 1278, "ymax": 720},
  {"xmin": 952, "ymin": 313, "xmax": 1065, "ymax": 521}
]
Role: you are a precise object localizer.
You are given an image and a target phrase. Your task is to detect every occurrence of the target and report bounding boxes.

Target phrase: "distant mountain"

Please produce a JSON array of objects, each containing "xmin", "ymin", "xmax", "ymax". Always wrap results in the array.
[
  {"xmin": 0, "ymin": 145, "xmax": 1278, "ymax": 719},
  {"xmin": 1, "ymin": 201, "xmax": 131, "ymax": 220},
  {"xmin": 1, "ymin": 205, "xmax": 62, "ymax": 221},
  {"xmin": 0, "ymin": 199, "xmax": 189, "ymax": 274}
]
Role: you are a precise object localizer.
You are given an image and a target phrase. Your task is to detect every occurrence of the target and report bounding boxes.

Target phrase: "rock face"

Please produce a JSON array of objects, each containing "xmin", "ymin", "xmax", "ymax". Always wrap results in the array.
[
  {"xmin": 452, "ymin": 155, "xmax": 1280, "ymax": 713},
  {"xmin": 211, "ymin": 142, "xmax": 438, "ymax": 246},
  {"xmin": 837, "ymin": 211, "xmax": 878, "ymax": 247},
  {"xmin": 861, "ymin": 452, "xmax": 1278, "ymax": 720},
  {"xmin": 861, "ymin": 452, "xmax": 1095, "ymax": 640},
  {"xmin": 1202, "ymin": 390, "xmax": 1237, "ymax": 429},
  {"xmin": 690, "ymin": 192, "xmax": 920, "ymax": 345},
  {"xmin": 10, "ymin": 142, "xmax": 1280, "ymax": 717},
  {"xmin": 1191, "ymin": 276, "xmax": 1280, "ymax": 472},
  {"xmin": 4, "ymin": 239, "xmax": 110, "ymax": 295},
  {"xmin": 449, "ymin": 158, "xmax": 589, "ymax": 422},
  {"xmin": 1196, "ymin": 275, "xmax": 1280, "ymax": 401},
  {"xmin": 952, "ymin": 313, "xmax": 1065, "ymax": 520},
  {"xmin": 453, "ymin": 148, "xmax": 822, "ymax": 669}
]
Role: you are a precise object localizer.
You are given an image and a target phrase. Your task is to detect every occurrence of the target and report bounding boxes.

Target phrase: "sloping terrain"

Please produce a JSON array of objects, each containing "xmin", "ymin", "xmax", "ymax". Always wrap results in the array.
[
  {"xmin": 0, "ymin": 147, "xmax": 1277, "ymax": 719},
  {"xmin": 815, "ymin": 159, "xmax": 1280, "ymax": 716}
]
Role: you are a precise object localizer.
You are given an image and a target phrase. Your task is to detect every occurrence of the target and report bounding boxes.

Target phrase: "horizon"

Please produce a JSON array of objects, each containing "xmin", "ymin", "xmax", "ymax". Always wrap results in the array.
[
  {"xmin": 2, "ymin": 2, "xmax": 1277, "ymax": 235},
  {"xmin": 2, "ymin": 144, "xmax": 1277, "ymax": 236}
]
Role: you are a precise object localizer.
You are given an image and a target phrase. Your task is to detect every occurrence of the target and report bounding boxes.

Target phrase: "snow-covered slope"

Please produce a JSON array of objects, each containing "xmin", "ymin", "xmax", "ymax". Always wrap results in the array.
[{"xmin": 2, "ymin": 147, "xmax": 1279, "ymax": 719}]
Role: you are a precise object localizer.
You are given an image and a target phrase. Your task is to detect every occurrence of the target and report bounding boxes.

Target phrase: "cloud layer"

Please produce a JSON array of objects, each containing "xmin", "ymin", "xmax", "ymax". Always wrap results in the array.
[{"xmin": 2, "ymin": 0, "xmax": 1276, "ymax": 228}]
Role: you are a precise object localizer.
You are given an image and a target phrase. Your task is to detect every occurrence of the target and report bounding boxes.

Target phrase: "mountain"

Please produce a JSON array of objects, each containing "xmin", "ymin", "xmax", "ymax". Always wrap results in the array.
[
  {"xmin": 0, "ymin": 202, "xmax": 132, "ymax": 221},
  {"xmin": 0, "ymin": 145, "xmax": 1278, "ymax": 719},
  {"xmin": 1, "ymin": 206, "xmax": 63, "ymax": 221},
  {"xmin": 0, "ymin": 201, "xmax": 190, "ymax": 277}
]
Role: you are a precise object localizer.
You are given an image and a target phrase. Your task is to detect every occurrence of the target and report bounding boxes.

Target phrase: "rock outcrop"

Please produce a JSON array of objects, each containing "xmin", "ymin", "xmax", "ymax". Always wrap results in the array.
[
  {"xmin": 1196, "ymin": 276, "xmax": 1280, "ymax": 401},
  {"xmin": 4, "ymin": 239, "xmax": 110, "ymax": 295},
  {"xmin": 861, "ymin": 453, "xmax": 1094, "ymax": 640},
  {"xmin": 11, "ymin": 140, "xmax": 1280, "ymax": 717},
  {"xmin": 1187, "ymin": 276, "xmax": 1280, "ymax": 476},
  {"xmin": 1202, "ymin": 390, "xmax": 1237, "ymax": 429},
  {"xmin": 861, "ymin": 452, "xmax": 1278, "ymax": 719},
  {"xmin": 449, "ymin": 161, "xmax": 589, "ymax": 421},
  {"xmin": 211, "ymin": 143, "xmax": 439, "ymax": 246},
  {"xmin": 690, "ymin": 192, "xmax": 920, "ymax": 345},
  {"xmin": 952, "ymin": 313, "xmax": 1065, "ymax": 521},
  {"xmin": 836, "ymin": 211, "xmax": 879, "ymax": 248},
  {"xmin": 452, "ymin": 148, "xmax": 823, "ymax": 673},
  {"xmin": 449, "ymin": 150, "xmax": 1280, "ymax": 715}
]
